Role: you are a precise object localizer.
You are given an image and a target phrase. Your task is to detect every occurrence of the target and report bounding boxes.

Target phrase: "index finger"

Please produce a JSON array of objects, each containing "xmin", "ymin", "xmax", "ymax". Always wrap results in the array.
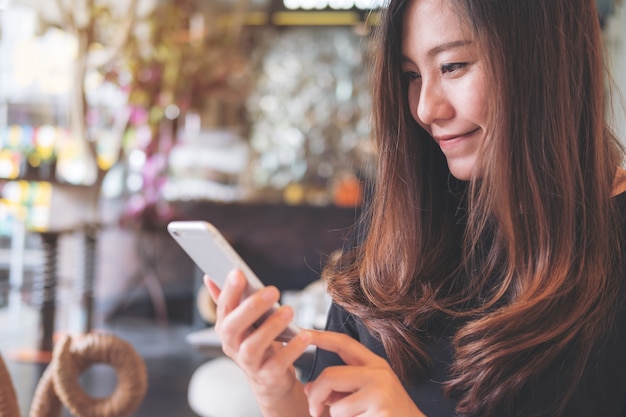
[
  {"xmin": 213, "ymin": 269, "xmax": 247, "ymax": 317},
  {"xmin": 204, "ymin": 275, "xmax": 221, "ymax": 302},
  {"xmin": 309, "ymin": 330, "xmax": 383, "ymax": 367}
]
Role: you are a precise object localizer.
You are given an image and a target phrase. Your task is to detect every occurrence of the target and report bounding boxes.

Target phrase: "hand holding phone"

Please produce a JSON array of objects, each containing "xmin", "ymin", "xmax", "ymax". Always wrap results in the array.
[{"xmin": 167, "ymin": 220, "xmax": 300, "ymax": 342}]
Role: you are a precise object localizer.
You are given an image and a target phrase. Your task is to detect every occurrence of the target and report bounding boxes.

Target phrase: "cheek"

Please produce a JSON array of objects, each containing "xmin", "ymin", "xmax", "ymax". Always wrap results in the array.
[
  {"xmin": 462, "ymin": 73, "xmax": 489, "ymax": 124},
  {"xmin": 466, "ymin": 92, "xmax": 489, "ymax": 128}
]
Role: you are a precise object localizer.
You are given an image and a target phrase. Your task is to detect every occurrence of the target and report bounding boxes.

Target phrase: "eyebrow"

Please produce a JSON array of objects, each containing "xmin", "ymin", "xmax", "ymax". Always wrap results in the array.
[
  {"xmin": 402, "ymin": 40, "xmax": 474, "ymax": 63},
  {"xmin": 428, "ymin": 40, "xmax": 473, "ymax": 57}
]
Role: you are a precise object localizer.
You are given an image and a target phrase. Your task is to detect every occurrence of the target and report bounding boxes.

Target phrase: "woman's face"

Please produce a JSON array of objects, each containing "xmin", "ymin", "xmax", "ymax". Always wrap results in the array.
[{"xmin": 401, "ymin": 0, "xmax": 488, "ymax": 180}]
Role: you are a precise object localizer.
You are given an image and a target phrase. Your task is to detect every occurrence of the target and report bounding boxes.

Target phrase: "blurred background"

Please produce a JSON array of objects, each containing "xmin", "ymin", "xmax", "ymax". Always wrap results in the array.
[{"xmin": 0, "ymin": 0, "xmax": 624, "ymax": 416}]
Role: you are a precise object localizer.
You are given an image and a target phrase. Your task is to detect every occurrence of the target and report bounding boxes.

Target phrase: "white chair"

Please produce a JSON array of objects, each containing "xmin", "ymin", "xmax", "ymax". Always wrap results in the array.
[{"xmin": 187, "ymin": 356, "xmax": 263, "ymax": 417}]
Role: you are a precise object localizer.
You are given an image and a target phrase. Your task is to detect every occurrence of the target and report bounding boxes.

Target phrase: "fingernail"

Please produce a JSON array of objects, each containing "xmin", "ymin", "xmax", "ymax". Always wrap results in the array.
[
  {"xmin": 278, "ymin": 306, "xmax": 293, "ymax": 319},
  {"xmin": 298, "ymin": 330, "xmax": 312, "ymax": 344},
  {"xmin": 227, "ymin": 270, "xmax": 241, "ymax": 286},
  {"xmin": 261, "ymin": 286, "xmax": 278, "ymax": 300}
]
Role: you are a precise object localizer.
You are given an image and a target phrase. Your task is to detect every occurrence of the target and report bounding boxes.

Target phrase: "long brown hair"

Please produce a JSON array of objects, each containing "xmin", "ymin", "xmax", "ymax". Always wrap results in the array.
[{"xmin": 322, "ymin": 0, "xmax": 625, "ymax": 415}]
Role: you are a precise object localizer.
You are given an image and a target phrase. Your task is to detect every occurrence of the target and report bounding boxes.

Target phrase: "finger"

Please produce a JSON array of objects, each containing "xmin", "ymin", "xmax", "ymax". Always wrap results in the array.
[
  {"xmin": 218, "ymin": 283, "xmax": 281, "ymax": 346},
  {"xmin": 204, "ymin": 275, "xmax": 221, "ymax": 302},
  {"xmin": 310, "ymin": 330, "xmax": 383, "ymax": 366},
  {"xmin": 239, "ymin": 306, "xmax": 307, "ymax": 366},
  {"xmin": 305, "ymin": 365, "xmax": 367, "ymax": 406},
  {"xmin": 254, "ymin": 330, "xmax": 313, "ymax": 376},
  {"xmin": 306, "ymin": 389, "xmax": 349, "ymax": 417},
  {"xmin": 238, "ymin": 304, "xmax": 295, "ymax": 367},
  {"xmin": 280, "ymin": 329, "xmax": 313, "ymax": 364},
  {"xmin": 213, "ymin": 270, "xmax": 250, "ymax": 350},
  {"xmin": 214, "ymin": 269, "xmax": 247, "ymax": 318},
  {"xmin": 326, "ymin": 388, "xmax": 370, "ymax": 417},
  {"xmin": 227, "ymin": 284, "xmax": 281, "ymax": 329}
]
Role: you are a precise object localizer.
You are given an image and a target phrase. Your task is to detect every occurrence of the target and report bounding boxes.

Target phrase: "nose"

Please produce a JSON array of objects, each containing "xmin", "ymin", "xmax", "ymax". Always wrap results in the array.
[{"xmin": 415, "ymin": 79, "xmax": 453, "ymax": 125}]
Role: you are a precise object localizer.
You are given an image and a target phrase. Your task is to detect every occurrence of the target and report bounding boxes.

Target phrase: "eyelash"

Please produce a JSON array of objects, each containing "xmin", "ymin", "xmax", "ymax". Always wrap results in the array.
[
  {"xmin": 441, "ymin": 62, "xmax": 468, "ymax": 74},
  {"xmin": 404, "ymin": 71, "xmax": 420, "ymax": 81},
  {"xmin": 403, "ymin": 62, "xmax": 468, "ymax": 80}
]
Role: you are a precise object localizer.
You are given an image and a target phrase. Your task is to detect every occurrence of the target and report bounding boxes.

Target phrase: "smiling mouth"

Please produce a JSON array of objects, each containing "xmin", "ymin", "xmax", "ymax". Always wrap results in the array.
[{"xmin": 434, "ymin": 128, "xmax": 480, "ymax": 143}]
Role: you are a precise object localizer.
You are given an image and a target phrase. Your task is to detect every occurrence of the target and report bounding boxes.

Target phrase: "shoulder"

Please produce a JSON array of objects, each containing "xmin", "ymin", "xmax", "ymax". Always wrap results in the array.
[
  {"xmin": 325, "ymin": 302, "xmax": 361, "ymax": 335},
  {"xmin": 593, "ymin": 188, "xmax": 626, "ymax": 413},
  {"xmin": 612, "ymin": 189, "xmax": 626, "ymax": 285},
  {"xmin": 611, "ymin": 191, "xmax": 626, "ymax": 323},
  {"xmin": 324, "ymin": 302, "xmax": 385, "ymax": 353},
  {"xmin": 308, "ymin": 302, "xmax": 387, "ymax": 381},
  {"xmin": 613, "ymin": 189, "xmax": 626, "ymax": 210}
]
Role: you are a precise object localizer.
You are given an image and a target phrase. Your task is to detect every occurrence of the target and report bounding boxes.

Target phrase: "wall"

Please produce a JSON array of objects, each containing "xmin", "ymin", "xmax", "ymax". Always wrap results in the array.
[{"xmin": 606, "ymin": 3, "xmax": 626, "ymax": 144}]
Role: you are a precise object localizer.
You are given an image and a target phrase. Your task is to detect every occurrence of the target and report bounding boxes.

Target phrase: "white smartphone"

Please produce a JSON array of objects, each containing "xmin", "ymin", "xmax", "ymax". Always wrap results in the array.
[{"xmin": 167, "ymin": 220, "xmax": 299, "ymax": 342}]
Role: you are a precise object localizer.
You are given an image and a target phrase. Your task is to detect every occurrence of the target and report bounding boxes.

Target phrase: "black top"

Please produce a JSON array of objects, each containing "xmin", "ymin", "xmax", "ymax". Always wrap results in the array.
[{"xmin": 308, "ymin": 193, "xmax": 626, "ymax": 417}]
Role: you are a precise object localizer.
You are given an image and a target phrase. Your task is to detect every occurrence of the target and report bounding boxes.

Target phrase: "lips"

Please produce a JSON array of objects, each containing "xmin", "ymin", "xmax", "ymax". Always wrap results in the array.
[
  {"xmin": 432, "ymin": 127, "xmax": 480, "ymax": 143},
  {"xmin": 433, "ymin": 128, "xmax": 480, "ymax": 149}
]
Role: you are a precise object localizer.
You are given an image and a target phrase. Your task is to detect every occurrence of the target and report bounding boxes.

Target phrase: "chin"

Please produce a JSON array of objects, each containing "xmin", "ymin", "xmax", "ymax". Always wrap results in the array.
[{"xmin": 447, "ymin": 160, "xmax": 477, "ymax": 181}]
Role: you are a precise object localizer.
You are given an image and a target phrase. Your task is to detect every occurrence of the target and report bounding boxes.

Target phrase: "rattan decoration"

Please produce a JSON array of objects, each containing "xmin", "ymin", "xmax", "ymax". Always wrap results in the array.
[
  {"xmin": 0, "ymin": 333, "xmax": 147, "ymax": 417},
  {"xmin": 30, "ymin": 333, "xmax": 148, "ymax": 417},
  {"xmin": 0, "ymin": 350, "xmax": 21, "ymax": 417}
]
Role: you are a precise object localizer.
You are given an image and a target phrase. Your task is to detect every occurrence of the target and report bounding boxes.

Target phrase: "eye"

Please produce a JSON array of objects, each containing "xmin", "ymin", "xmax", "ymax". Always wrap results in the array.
[
  {"xmin": 403, "ymin": 71, "xmax": 421, "ymax": 82},
  {"xmin": 441, "ymin": 62, "xmax": 468, "ymax": 74}
]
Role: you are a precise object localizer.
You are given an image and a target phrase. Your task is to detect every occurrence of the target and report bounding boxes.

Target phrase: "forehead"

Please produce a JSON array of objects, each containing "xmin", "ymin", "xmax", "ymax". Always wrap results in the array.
[{"xmin": 401, "ymin": 0, "xmax": 473, "ymax": 53}]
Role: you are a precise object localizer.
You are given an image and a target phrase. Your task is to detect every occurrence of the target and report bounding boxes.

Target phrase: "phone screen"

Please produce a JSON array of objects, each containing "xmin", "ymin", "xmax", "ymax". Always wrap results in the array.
[{"xmin": 167, "ymin": 220, "xmax": 299, "ymax": 342}]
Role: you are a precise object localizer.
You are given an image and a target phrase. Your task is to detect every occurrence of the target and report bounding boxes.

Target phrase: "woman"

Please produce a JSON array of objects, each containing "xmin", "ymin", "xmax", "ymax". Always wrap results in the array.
[{"xmin": 206, "ymin": 0, "xmax": 626, "ymax": 416}]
